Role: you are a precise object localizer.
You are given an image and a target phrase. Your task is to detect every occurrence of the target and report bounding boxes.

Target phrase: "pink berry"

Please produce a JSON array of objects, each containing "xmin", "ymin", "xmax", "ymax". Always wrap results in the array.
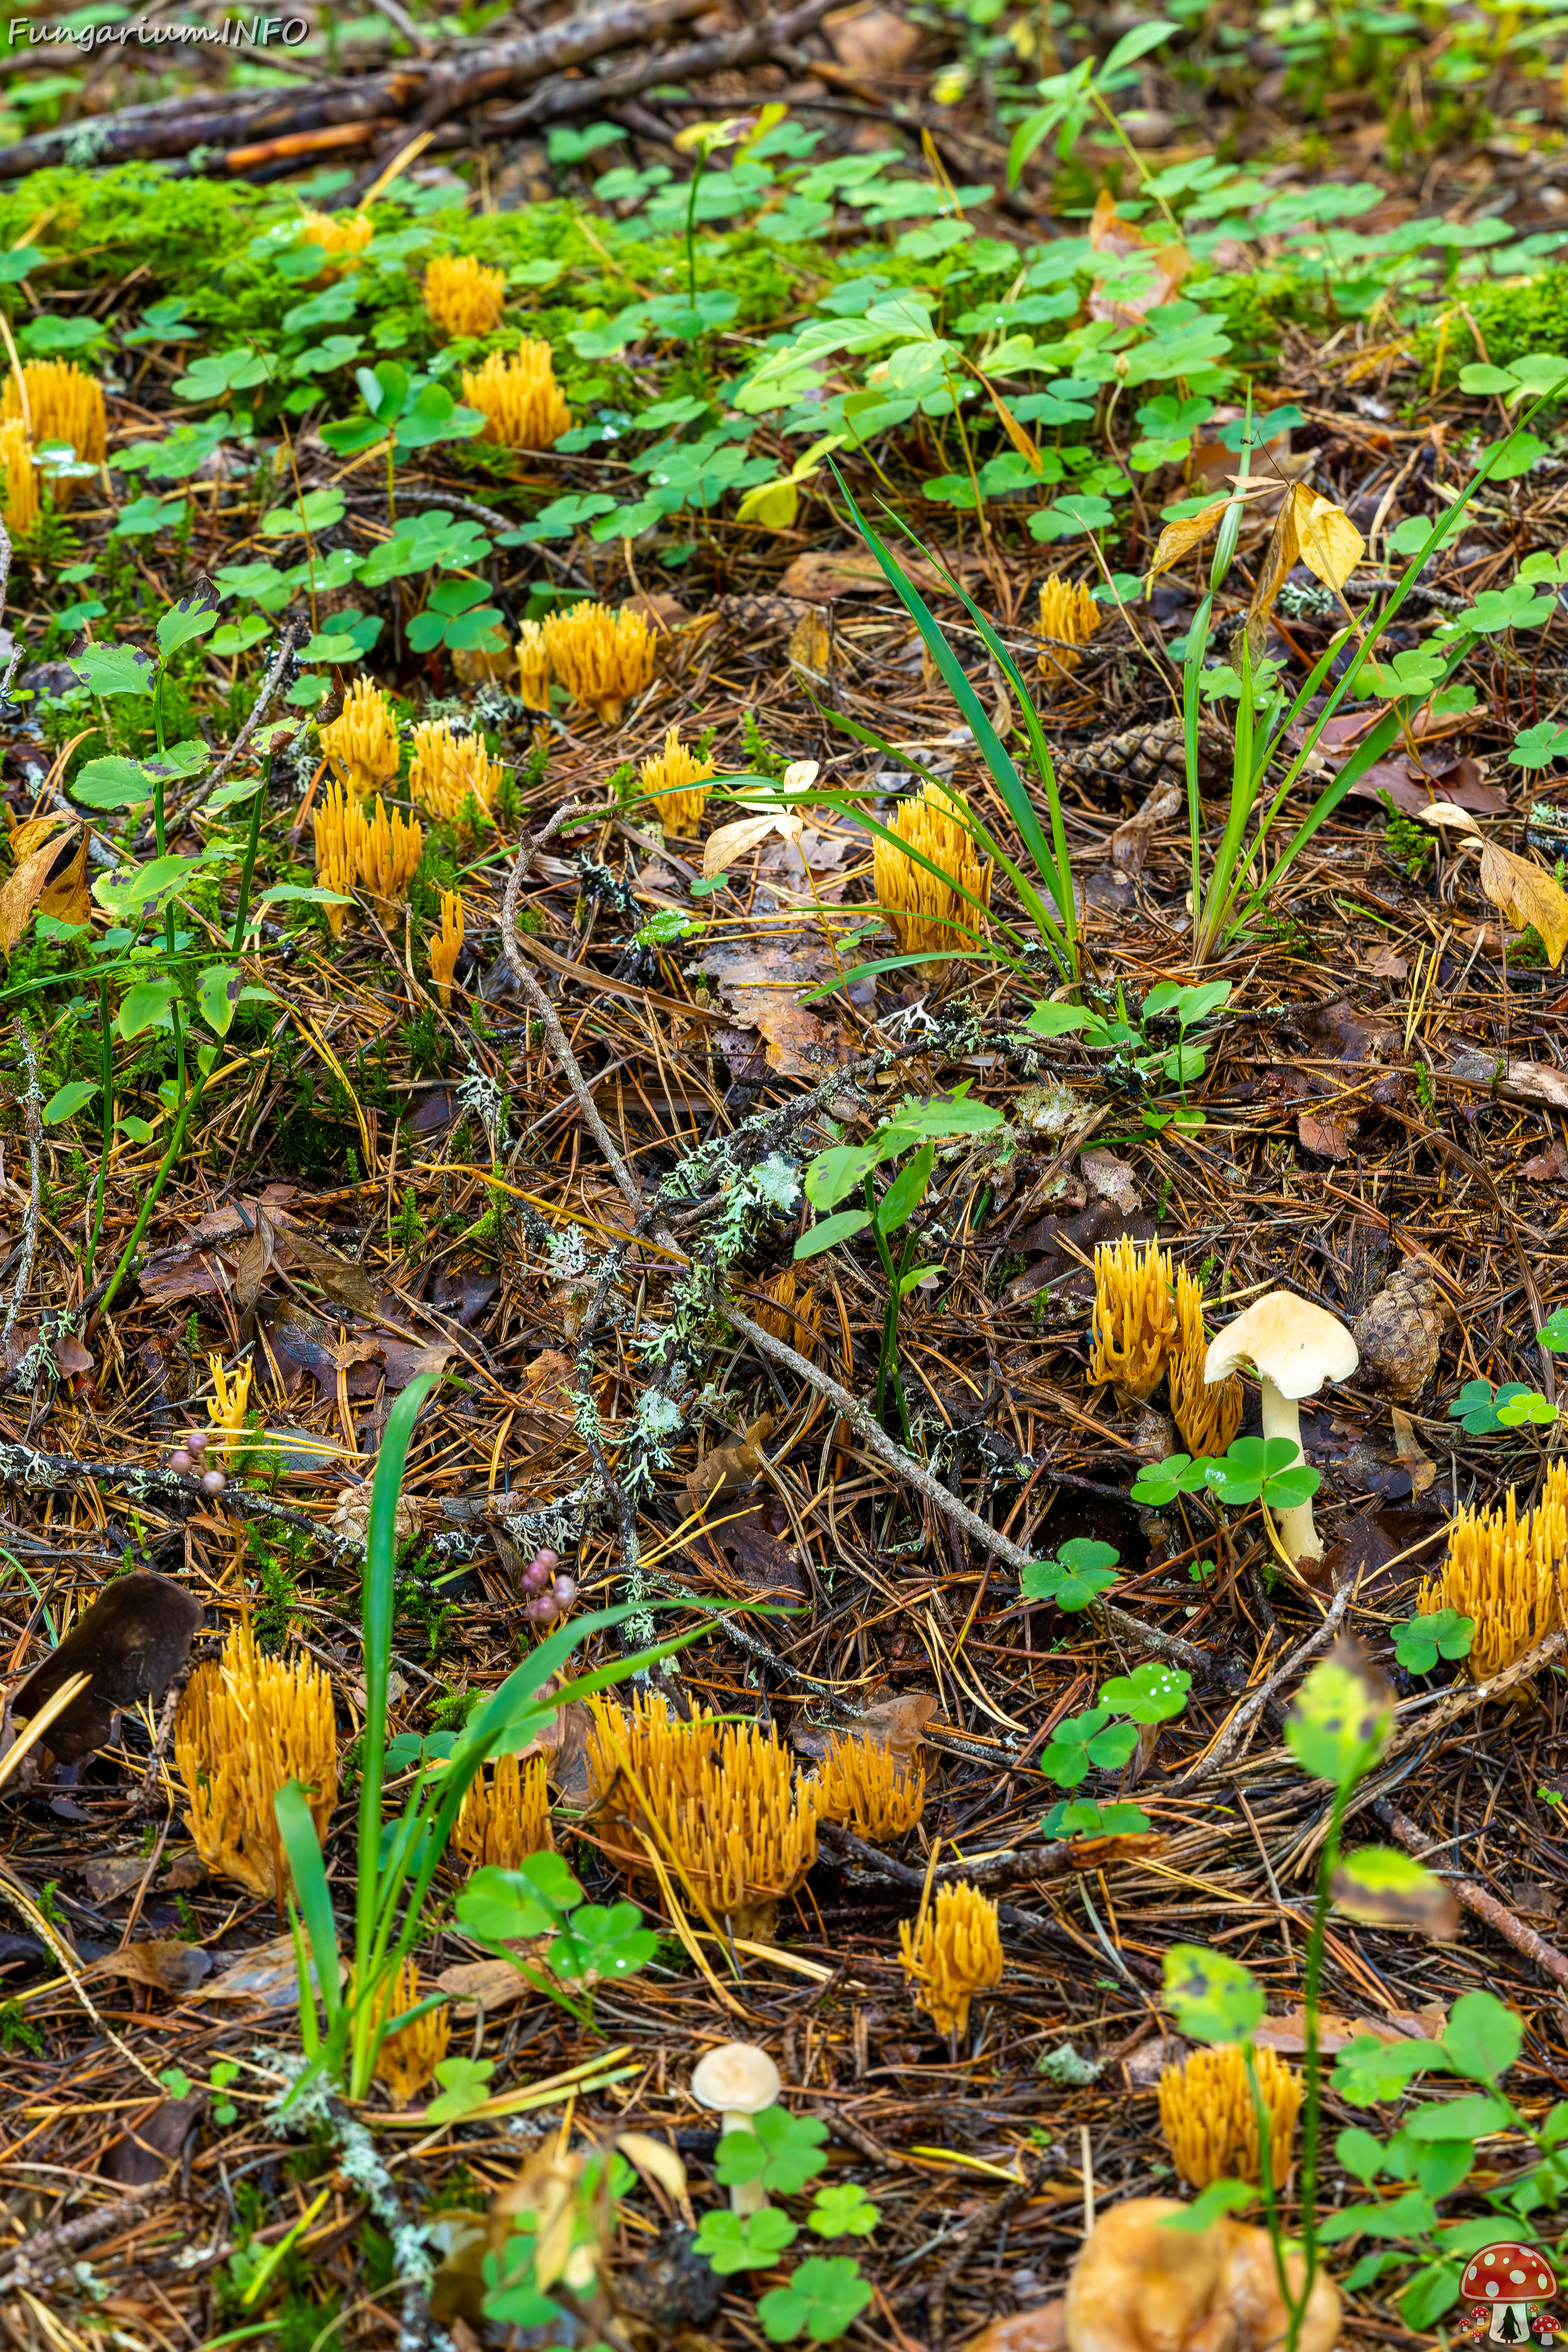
[
  {"xmin": 200, "ymin": 1468, "xmax": 227, "ymax": 1496},
  {"xmin": 187, "ymin": 1431, "xmax": 208, "ymax": 1455},
  {"xmin": 552, "ymin": 1575, "xmax": 578, "ymax": 1608},
  {"xmin": 533, "ymin": 1548, "xmax": 559, "ymax": 1572},
  {"xmin": 170, "ymin": 1450, "xmax": 193, "ymax": 1475}
]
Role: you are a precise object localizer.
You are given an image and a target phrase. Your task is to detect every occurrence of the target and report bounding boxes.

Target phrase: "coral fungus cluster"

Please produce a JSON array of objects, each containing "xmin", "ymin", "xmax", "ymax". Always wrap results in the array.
[
  {"xmin": 175, "ymin": 1617, "xmax": 337, "ymax": 1899},
  {"xmin": 462, "ymin": 337, "xmax": 572, "ymax": 450},
  {"xmin": 313, "ymin": 781, "xmax": 423, "ymax": 932},
  {"xmin": 1422, "ymin": 1458, "xmax": 1568, "ymax": 1679},
  {"xmin": 423, "ymin": 252, "xmax": 507, "ymax": 337},
  {"xmin": 873, "ymin": 782, "xmax": 993, "ymax": 959}
]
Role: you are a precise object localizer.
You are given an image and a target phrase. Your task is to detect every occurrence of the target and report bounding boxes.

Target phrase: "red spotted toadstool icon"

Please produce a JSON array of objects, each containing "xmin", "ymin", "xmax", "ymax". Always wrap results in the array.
[{"xmin": 1463, "ymin": 2244, "xmax": 1558, "ymax": 2342}]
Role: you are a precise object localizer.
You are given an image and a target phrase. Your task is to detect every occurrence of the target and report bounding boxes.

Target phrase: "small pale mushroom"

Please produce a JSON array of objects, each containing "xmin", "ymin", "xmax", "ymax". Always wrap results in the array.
[
  {"xmin": 690, "ymin": 2041, "xmax": 780, "ymax": 2217},
  {"xmin": 1204, "ymin": 1291, "xmax": 1358, "ymax": 1568}
]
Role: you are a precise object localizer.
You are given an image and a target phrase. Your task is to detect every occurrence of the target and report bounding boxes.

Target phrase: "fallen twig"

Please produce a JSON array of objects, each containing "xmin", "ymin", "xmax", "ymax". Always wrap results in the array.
[
  {"xmin": 1173, "ymin": 1583, "xmax": 1352, "ymax": 1790},
  {"xmin": 1371, "ymin": 1795, "xmax": 1568, "ymax": 1992}
]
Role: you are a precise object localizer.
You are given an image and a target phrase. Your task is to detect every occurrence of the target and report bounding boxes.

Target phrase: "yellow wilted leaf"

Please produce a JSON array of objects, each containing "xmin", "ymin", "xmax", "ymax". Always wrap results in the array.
[
  {"xmin": 1480, "ymin": 841, "xmax": 1568, "ymax": 968},
  {"xmin": 9, "ymin": 815, "xmax": 68, "ymax": 865},
  {"xmin": 0, "ymin": 824, "xmax": 89, "ymax": 956},
  {"xmin": 1245, "ymin": 492, "xmax": 1302, "ymax": 655},
  {"xmin": 1292, "ymin": 484, "xmax": 1365, "ymax": 595},
  {"xmin": 736, "ymin": 478, "xmax": 800, "ymax": 530},
  {"xmin": 615, "ymin": 2131, "xmax": 688, "ymax": 2204},
  {"xmin": 1145, "ymin": 500, "xmax": 1228, "ymax": 584},
  {"xmin": 976, "ymin": 372, "xmax": 1043, "ymax": 475}
]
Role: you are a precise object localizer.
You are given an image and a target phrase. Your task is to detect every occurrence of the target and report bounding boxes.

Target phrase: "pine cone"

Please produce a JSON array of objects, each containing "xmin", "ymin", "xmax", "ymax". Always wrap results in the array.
[
  {"xmin": 1351, "ymin": 1263, "xmax": 1450, "ymax": 1402},
  {"xmin": 1053, "ymin": 714, "xmax": 1231, "ymax": 801},
  {"xmin": 331, "ymin": 1483, "xmax": 423, "ymax": 1552}
]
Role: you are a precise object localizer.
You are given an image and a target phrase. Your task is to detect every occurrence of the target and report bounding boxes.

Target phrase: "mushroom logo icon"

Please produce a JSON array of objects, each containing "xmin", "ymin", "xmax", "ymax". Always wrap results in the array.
[{"xmin": 1462, "ymin": 2244, "xmax": 1558, "ymax": 2342}]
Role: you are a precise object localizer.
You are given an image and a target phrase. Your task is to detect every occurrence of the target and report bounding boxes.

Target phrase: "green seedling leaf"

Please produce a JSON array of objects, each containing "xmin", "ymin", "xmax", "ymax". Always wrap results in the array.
[
  {"xmin": 117, "ymin": 977, "xmax": 179, "ymax": 1040},
  {"xmin": 1039, "ymin": 1706, "xmax": 1137, "ymax": 1787},
  {"xmin": 1318, "ymin": 2189, "xmax": 1439, "ymax": 2244},
  {"xmin": 1496, "ymin": 1389, "xmax": 1556, "ymax": 1426},
  {"xmin": 196, "ymin": 963, "xmax": 243, "ymax": 1039},
  {"xmin": 1332, "ymin": 1846, "xmax": 1458, "ymax": 1937},
  {"xmin": 1023, "ymin": 1000, "xmax": 1089, "ymax": 1038},
  {"xmin": 1285, "ymin": 1652, "xmax": 1393, "ymax": 1785},
  {"xmin": 1041, "ymin": 1798, "xmax": 1151, "ymax": 1838},
  {"xmin": 803, "ymin": 1142, "xmax": 881, "ymax": 1212},
  {"xmin": 156, "ymin": 591, "xmax": 220, "ymax": 656},
  {"xmin": 1335, "ymin": 2126, "xmax": 1390, "ymax": 2187},
  {"xmin": 258, "ymin": 488, "xmax": 347, "ymax": 538},
  {"xmin": 1401, "ymin": 2092, "xmax": 1507, "ymax": 2140},
  {"xmin": 1163, "ymin": 1943, "xmax": 1264, "ymax": 2045},
  {"xmin": 1332, "ymin": 2032, "xmax": 1442, "ymax": 2105},
  {"xmin": 69, "ymin": 644, "xmax": 157, "ymax": 698},
  {"xmin": 1537, "ymin": 1308, "xmax": 1568, "ymax": 1351},
  {"xmin": 809, "ymin": 2186, "xmax": 880, "ymax": 2240},
  {"xmin": 1159, "ymin": 2179, "xmax": 1256, "ymax": 2231},
  {"xmin": 1203, "ymin": 1434, "xmax": 1317, "ymax": 1507},
  {"xmin": 876, "ymin": 1140, "xmax": 933, "ymax": 1237},
  {"xmin": 758, "ymin": 2256, "xmax": 873, "ymax": 2343},
  {"xmin": 1392, "ymin": 1609, "xmax": 1474, "ymax": 1675},
  {"xmin": 794, "ymin": 1207, "xmax": 873, "ymax": 1260},
  {"xmin": 1447, "ymin": 1376, "xmax": 1534, "ymax": 1434},
  {"xmin": 42, "ymin": 1080, "xmax": 99, "ymax": 1125},
  {"xmin": 1098, "ymin": 1659, "xmax": 1190, "ymax": 1725},
  {"xmin": 1511, "ymin": 720, "xmax": 1568, "ymax": 769},
  {"xmin": 424, "ymin": 2054, "xmax": 495, "ymax": 2123},
  {"xmin": 694, "ymin": 2207, "xmax": 799, "ymax": 2274},
  {"xmin": 1442, "ymin": 1988, "xmax": 1523, "ymax": 2084},
  {"xmin": 71, "ymin": 755, "xmax": 155, "ymax": 810}
]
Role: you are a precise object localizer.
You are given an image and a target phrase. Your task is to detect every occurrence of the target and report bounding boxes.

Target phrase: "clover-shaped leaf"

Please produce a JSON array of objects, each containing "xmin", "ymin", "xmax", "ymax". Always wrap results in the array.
[
  {"xmin": 1020, "ymin": 1537, "xmax": 1120, "ymax": 1612},
  {"xmin": 1447, "ymin": 1376, "xmax": 1531, "ymax": 1435},
  {"xmin": 694, "ymin": 2206, "xmax": 799, "ymax": 2275},
  {"xmin": 808, "ymin": 2185, "xmax": 880, "ymax": 2239},
  {"xmin": 1163, "ymin": 1943, "xmax": 1264, "ymax": 2045},
  {"xmin": 1496, "ymin": 1388, "xmax": 1556, "ymax": 1427},
  {"xmin": 548, "ymin": 1900, "xmax": 658, "ymax": 1985},
  {"xmin": 1510, "ymin": 720, "xmax": 1568, "ymax": 769},
  {"xmin": 1041, "ymin": 1798, "xmax": 1151, "ymax": 1839},
  {"xmin": 1392, "ymin": 1608, "xmax": 1474, "ymax": 1676},
  {"xmin": 1203, "ymin": 1434, "xmax": 1317, "ymax": 1507},
  {"xmin": 758, "ymin": 2256, "xmax": 874, "ymax": 2343},
  {"xmin": 423, "ymin": 2054, "xmax": 495, "ymax": 2124},
  {"xmin": 1098, "ymin": 1658, "xmax": 1190, "ymax": 1725},
  {"xmin": 1039, "ymin": 1706, "xmax": 1139, "ymax": 1790},
  {"xmin": 455, "ymin": 1853, "xmax": 583, "ymax": 1945},
  {"xmin": 1538, "ymin": 1308, "xmax": 1568, "ymax": 1352},
  {"xmin": 1128, "ymin": 1452, "xmax": 1214, "ymax": 1506},
  {"xmin": 717, "ymin": 2106, "xmax": 829, "ymax": 2196}
]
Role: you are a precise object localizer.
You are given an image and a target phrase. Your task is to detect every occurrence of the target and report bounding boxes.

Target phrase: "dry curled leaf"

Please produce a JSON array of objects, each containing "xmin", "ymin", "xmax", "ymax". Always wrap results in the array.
[
  {"xmin": 1145, "ymin": 500, "xmax": 1227, "ymax": 584},
  {"xmin": 0, "ymin": 823, "xmax": 89, "ymax": 956},
  {"xmin": 686, "ymin": 1413, "xmax": 774, "ymax": 1510},
  {"xmin": 1479, "ymin": 842, "xmax": 1568, "ymax": 967},
  {"xmin": 87, "ymin": 1938, "xmax": 213, "ymax": 1993},
  {"xmin": 1292, "ymin": 486, "xmax": 1365, "ymax": 594},
  {"xmin": 1389, "ymin": 1404, "xmax": 1437, "ymax": 1496}
]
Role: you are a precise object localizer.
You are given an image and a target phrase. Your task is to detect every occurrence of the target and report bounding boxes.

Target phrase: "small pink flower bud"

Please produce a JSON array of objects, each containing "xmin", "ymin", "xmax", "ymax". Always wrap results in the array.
[
  {"xmin": 200, "ymin": 1468, "xmax": 227, "ymax": 1496},
  {"xmin": 187, "ymin": 1431, "xmax": 208, "ymax": 1454},
  {"xmin": 525, "ymin": 1591, "xmax": 558, "ymax": 1623},
  {"xmin": 552, "ymin": 1575, "xmax": 578, "ymax": 1609},
  {"xmin": 169, "ymin": 1450, "xmax": 194, "ymax": 1475}
]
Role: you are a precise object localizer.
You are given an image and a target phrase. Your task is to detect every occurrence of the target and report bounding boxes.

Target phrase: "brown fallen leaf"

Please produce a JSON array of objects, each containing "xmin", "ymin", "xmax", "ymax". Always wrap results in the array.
[
  {"xmin": 102, "ymin": 2094, "xmax": 204, "ymax": 2185},
  {"xmin": 1389, "ymin": 1405, "xmax": 1437, "ymax": 1497},
  {"xmin": 786, "ymin": 608, "xmax": 834, "ymax": 680},
  {"xmin": 86, "ymin": 1939, "xmax": 213, "ymax": 1994},
  {"xmin": 687, "ymin": 1506, "xmax": 806, "ymax": 1600},
  {"xmin": 686, "ymin": 1414, "xmax": 774, "ymax": 1512},
  {"xmin": 78, "ymin": 1856, "xmax": 151, "ymax": 1905},
  {"xmin": 1297, "ymin": 1111, "xmax": 1350, "ymax": 1161},
  {"xmin": 1479, "ymin": 840, "xmax": 1568, "ymax": 967},
  {"xmin": 233, "ymin": 1205, "xmax": 277, "ymax": 1312},
  {"xmin": 6, "ymin": 1572, "xmax": 203, "ymax": 1765},
  {"xmin": 793, "ymin": 1691, "xmax": 937, "ymax": 1765},
  {"xmin": 1145, "ymin": 500, "xmax": 1228, "ymax": 583},
  {"xmin": 1332, "ymin": 1849, "xmax": 1460, "ymax": 1939},
  {"xmin": 1521, "ymin": 1139, "xmax": 1568, "ymax": 1180},
  {"xmin": 434, "ymin": 1955, "xmax": 534, "ymax": 2015},
  {"xmin": 195, "ymin": 1928, "xmax": 343, "ymax": 2009},
  {"xmin": 825, "ymin": 2, "xmax": 922, "ymax": 72}
]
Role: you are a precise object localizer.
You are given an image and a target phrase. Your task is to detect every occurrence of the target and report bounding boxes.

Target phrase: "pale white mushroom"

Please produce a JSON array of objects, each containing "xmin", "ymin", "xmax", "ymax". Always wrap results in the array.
[
  {"xmin": 690, "ymin": 2041, "xmax": 781, "ymax": 2217},
  {"xmin": 1204, "ymin": 1291, "xmax": 1358, "ymax": 1566}
]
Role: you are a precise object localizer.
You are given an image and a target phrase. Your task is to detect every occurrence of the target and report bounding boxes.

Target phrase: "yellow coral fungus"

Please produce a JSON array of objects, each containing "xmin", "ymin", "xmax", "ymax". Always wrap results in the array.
[
  {"xmin": 313, "ymin": 778, "xmax": 359, "ymax": 937},
  {"xmin": 1090, "ymin": 1235, "xmax": 1178, "ymax": 1402},
  {"xmin": 542, "ymin": 600, "xmax": 656, "ymax": 728},
  {"xmin": 175, "ymin": 1617, "xmax": 337, "ymax": 1899},
  {"xmin": 408, "ymin": 718, "xmax": 503, "ymax": 824},
  {"xmin": 369, "ymin": 1956, "xmax": 450, "ymax": 2108},
  {"xmin": 0, "ymin": 419, "xmax": 39, "ymax": 537},
  {"xmin": 207, "ymin": 1351, "xmax": 254, "ymax": 1464},
  {"xmin": 755, "ymin": 1263, "xmax": 819, "ymax": 1354},
  {"xmin": 423, "ymin": 252, "xmax": 507, "ymax": 339},
  {"xmin": 320, "ymin": 676, "xmax": 399, "ymax": 800},
  {"xmin": 1036, "ymin": 573, "xmax": 1102, "ymax": 685},
  {"xmin": 358, "ymin": 796, "xmax": 423, "ymax": 912},
  {"xmin": 899, "ymin": 1880, "xmax": 1003, "ymax": 2040},
  {"xmin": 453, "ymin": 1751, "xmax": 554, "ymax": 1871},
  {"xmin": 1159, "ymin": 2043, "xmax": 1303, "ymax": 2190},
  {"xmin": 428, "ymin": 888, "xmax": 464, "ymax": 1009},
  {"xmin": 1168, "ymin": 1266, "xmax": 1243, "ymax": 1458},
  {"xmin": 1420, "ymin": 1460, "xmax": 1568, "ymax": 1681},
  {"xmin": 462, "ymin": 337, "xmax": 572, "ymax": 450},
  {"xmin": 297, "ymin": 208, "xmax": 374, "ymax": 269},
  {"xmin": 587, "ymin": 1691, "xmax": 820, "ymax": 1938},
  {"xmin": 517, "ymin": 619, "xmax": 552, "ymax": 713},
  {"xmin": 872, "ymin": 782, "xmax": 992, "ymax": 960},
  {"xmin": 639, "ymin": 725, "xmax": 715, "ymax": 837},
  {"xmin": 817, "ymin": 1733, "xmax": 925, "ymax": 1840},
  {"xmin": 2, "ymin": 360, "xmax": 106, "ymax": 496}
]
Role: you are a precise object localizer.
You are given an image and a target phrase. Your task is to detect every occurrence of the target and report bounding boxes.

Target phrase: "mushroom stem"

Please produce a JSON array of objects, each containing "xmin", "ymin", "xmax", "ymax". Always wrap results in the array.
[
  {"xmin": 1258, "ymin": 1371, "xmax": 1317, "ymax": 1564},
  {"xmin": 723, "ymin": 2111, "xmax": 767, "ymax": 2215}
]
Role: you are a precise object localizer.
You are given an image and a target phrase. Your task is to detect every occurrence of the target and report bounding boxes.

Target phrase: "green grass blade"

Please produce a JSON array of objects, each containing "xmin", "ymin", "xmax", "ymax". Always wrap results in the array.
[
  {"xmin": 274, "ymin": 1781, "xmax": 341, "ymax": 2029},
  {"xmin": 356, "ymin": 1371, "xmax": 439, "ymax": 1980}
]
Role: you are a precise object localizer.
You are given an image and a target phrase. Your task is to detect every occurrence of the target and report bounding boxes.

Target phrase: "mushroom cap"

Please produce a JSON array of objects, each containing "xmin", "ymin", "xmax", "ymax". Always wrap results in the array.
[
  {"xmin": 690, "ymin": 2042, "xmax": 781, "ymax": 2116},
  {"xmin": 1204, "ymin": 1291, "xmax": 1359, "ymax": 1401},
  {"xmin": 1462, "ymin": 2245, "xmax": 1559, "ymax": 2301}
]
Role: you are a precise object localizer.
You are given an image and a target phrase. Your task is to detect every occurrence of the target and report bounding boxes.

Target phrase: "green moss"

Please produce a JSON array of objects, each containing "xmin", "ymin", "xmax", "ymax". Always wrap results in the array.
[{"xmin": 1425, "ymin": 265, "xmax": 1568, "ymax": 378}]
